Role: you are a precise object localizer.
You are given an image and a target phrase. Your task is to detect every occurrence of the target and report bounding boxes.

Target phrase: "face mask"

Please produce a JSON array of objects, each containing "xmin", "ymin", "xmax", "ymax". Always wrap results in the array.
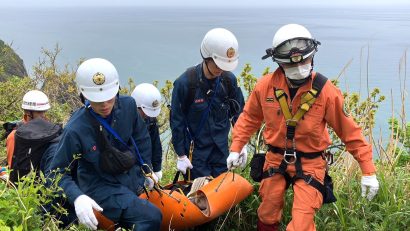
[{"xmin": 283, "ymin": 63, "xmax": 312, "ymax": 80}]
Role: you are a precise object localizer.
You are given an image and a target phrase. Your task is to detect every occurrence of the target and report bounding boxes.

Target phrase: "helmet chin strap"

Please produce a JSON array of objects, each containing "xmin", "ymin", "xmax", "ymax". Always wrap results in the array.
[{"xmin": 203, "ymin": 60, "xmax": 217, "ymax": 78}]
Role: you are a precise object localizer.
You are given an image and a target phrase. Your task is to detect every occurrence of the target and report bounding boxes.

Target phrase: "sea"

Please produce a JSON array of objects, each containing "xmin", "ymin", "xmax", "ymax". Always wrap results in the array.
[{"xmin": 0, "ymin": 5, "xmax": 409, "ymax": 138}]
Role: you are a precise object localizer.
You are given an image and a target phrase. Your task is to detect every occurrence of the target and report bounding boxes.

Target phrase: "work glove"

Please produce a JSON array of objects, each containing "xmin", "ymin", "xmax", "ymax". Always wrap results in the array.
[
  {"xmin": 238, "ymin": 144, "xmax": 248, "ymax": 168},
  {"xmin": 0, "ymin": 167, "xmax": 8, "ymax": 182},
  {"xmin": 177, "ymin": 155, "xmax": 193, "ymax": 174},
  {"xmin": 0, "ymin": 173, "xmax": 8, "ymax": 182},
  {"xmin": 361, "ymin": 175, "xmax": 380, "ymax": 201},
  {"xmin": 154, "ymin": 170, "xmax": 163, "ymax": 182},
  {"xmin": 227, "ymin": 145, "xmax": 248, "ymax": 170},
  {"xmin": 145, "ymin": 172, "xmax": 159, "ymax": 190},
  {"xmin": 74, "ymin": 195, "xmax": 103, "ymax": 230}
]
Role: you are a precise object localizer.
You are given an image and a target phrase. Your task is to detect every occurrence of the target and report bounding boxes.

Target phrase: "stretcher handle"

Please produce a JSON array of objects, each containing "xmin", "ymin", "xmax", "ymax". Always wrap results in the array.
[{"xmin": 172, "ymin": 170, "xmax": 188, "ymax": 185}]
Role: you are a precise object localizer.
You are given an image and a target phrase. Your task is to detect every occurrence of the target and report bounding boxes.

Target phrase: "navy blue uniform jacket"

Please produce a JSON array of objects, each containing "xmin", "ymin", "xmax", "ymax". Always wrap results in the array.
[
  {"xmin": 170, "ymin": 64, "xmax": 244, "ymax": 157},
  {"xmin": 50, "ymin": 96, "xmax": 152, "ymax": 206}
]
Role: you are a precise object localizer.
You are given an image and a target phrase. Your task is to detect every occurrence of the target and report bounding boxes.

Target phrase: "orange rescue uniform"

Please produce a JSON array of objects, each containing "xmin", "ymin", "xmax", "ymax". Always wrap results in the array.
[
  {"xmin": 6, "ymin": 130, "xmax": 17, "ymax": 167},
  {"xmin": 231, "ymin": 69, "xmax": 376, "ymax": 231}
]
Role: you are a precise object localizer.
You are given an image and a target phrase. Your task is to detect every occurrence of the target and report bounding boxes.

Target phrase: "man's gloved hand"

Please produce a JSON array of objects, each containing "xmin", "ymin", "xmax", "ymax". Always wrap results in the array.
[
  {"xmin": 177, "ymin": 155, "xmax": 193, "ymax": 174},
  {"xmin": 154, "ymin": 170, "xmax": 163, "ymax": 182},
  {"xmin": 238, "ymin": 144, "xmax": 248, "ymax": 168},
  {"xmin": 227, "ymin": 152, "xmax": 240, "ymax": 170},
  {"xmin": 145, "ymin": 172, "xmax": 159, "ymax": 190},
  {"xmin": 361, "ymin": 175, "xmax": 380, "ymax": 201},
  {"xmin": 0, "ymin": 167, "xmax": 8, "ymax": 182},
  {"xmin": 227, "ymin": 145, "xmax": 248, "ymax": 170},
  {"xmin": 74, "ymin": 195, "xmax": 103, "ymax": 230},
  {"xmin": 0, "ymin": 173, "xmax": 8, "ymax": 182}
]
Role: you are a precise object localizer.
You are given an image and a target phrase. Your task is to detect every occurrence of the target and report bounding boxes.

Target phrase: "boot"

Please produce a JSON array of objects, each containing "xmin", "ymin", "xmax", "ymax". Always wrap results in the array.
[{"xmin": 257, "ymin": 219, "xmax": 279, "ymax": 231}]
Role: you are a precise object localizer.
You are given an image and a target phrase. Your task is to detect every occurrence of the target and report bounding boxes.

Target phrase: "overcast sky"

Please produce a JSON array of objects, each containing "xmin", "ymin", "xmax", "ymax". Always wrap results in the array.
[{"xmin": 1, "ymin": 0, "xmax": 409, "ymax": 8}]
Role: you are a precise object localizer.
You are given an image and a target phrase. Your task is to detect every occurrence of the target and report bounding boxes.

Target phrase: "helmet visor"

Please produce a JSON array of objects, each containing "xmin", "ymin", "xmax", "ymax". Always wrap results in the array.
[
  {"xmin": 212, "ymin": 53, "xmax": 239, "ymax": 71},
  {"xmin": 141, "ymin": 105, "xmax": 161, "ymax": 118},
  {"xmin": 273, "ymin": 38, "xmax": 319, "ymax": 63}
]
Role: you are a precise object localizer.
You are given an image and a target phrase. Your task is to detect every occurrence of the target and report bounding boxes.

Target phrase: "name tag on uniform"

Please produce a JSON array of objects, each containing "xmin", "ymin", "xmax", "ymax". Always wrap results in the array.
[
  {"xmin": 266, "ymin": 97, "xmax": 274, "ymax": 102},
  {"xmin": 195, "ymin": 98, "xmax": 204, "ymax": 103}
]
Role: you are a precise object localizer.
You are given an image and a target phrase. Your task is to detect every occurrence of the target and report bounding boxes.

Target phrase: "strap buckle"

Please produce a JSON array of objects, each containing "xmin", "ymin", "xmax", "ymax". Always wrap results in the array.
[
  {"xmin": 284, "ymin": 149, "xmax": 297, "ymax": 164},
  {"xmin": 304, "ymin": 175, "xmax": 313, "ymax": 184},
  {"xmin": 140, "ymin": 164, "xmax": 162, "ymax": 195},
  {"xmin": 325, "ymin": 151, "xmax": 334, "ymax": 165},
  {"xmin": 285, "ymin": 119, "xmax": 298, "ymax": 127},
  {"xmin": 284, "ymin": 138, "xmax": 297, "ymax": 164},
  {"xmin": 267, "ymin": 168, "xmax": 276, "ymax": 177}
]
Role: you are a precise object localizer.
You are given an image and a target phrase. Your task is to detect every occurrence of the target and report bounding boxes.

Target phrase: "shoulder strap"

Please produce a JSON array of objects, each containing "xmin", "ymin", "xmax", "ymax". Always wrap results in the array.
[
  {"xmin": 274, "ymin": 73, "xmax": 328, "ymax": 139},
  {"xmin": 220, "ymin": 72, "xmax": 235, "ymax": 99},
  {"xmin": 183, "ymin": 67, "xmax": 198, "ymax": 114},
  {"xmin": 275, "ymin": 73, "xmax": 328, "ymax": 123},
  {"xmin": 312, "ymin": 72, "xmax": 328, "ymax": 96},
  {"xmin": 87, "ymin": 107, "xmax": 145, "ymax": 166},
  {"xmin": 184, "ymin": 68, "xmax": 235, "ymax": 114}
]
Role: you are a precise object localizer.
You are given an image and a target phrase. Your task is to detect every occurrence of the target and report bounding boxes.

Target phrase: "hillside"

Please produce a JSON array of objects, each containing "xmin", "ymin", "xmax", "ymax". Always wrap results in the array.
[{"xmin": 0, "ymin": 39, "xmax": 27, "ymax": 81}]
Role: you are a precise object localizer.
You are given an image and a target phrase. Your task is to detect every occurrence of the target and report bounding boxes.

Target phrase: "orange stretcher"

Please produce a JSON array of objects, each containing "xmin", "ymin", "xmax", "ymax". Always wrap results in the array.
[
  {"xmin": 94, "ymin": 171, "xmax": 253, "ymax": 231},
  {"xmin": 140, "ymin": 171, "xmax": 254, "ymax": 231}
]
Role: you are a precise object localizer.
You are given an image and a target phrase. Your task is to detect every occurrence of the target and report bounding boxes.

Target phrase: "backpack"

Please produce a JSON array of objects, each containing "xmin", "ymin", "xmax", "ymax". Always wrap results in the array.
[
  {"xmin": 181, "ymin": 66, "xmax": 235, "ymax": 114},
  {"xmin": 2, "ymin": 120, "xmax": 23, "ymax": 140},
  {"xmin": 9, "ymin": 118, "xmax": 62, "ymax": 183}
]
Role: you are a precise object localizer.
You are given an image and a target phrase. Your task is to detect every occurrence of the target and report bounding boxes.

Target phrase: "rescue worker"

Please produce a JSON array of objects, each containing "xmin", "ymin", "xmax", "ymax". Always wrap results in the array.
[
  {"xmin": 1, "ymin": 90, "xmax": 74, "ymax": 226},
  {"xmin": 2, "ymin": 90, "xmax": 60, "ymax": 181},
  {"xmin": 50, "ymin": 58, "xmax": 162, "ymax": 230},
  {"xmin": 171, "ymin": 28, "xmax": 245, "ymax": 180},
  {"xmin": 5, "ymin": 90, "xmax": 51, "ymax": 169},
  {"xmin": 131, "ymin": 83, "xmax": 163, "ymax": 182},
  {"xmin": 227, "ymin": 24, "xmax": 380, "ymax": 231}
]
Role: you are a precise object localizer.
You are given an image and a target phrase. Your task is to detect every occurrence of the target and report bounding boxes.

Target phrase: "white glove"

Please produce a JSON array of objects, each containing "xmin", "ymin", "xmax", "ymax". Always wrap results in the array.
[
  {"xmin": 238, "ymin": 145, "xmax": 248, "ymax": 168},
  {"xmin": 154, "ymin": 170, "xmax": 163, "ymax": 182},
  {"xmin": 145, "ymin": 172, "xmax": 159, "ymax": 190},
  {"xmin": 0, "ymin": 173, "xmax": 8, "ymax": 182},
  {"xmin": 227, "ymin": 152, "xmax": 240, "ymax": 170},
  {"xmin": 177, "ymin": 155, "xmax": 193, "ymax": 174},
  {"xmin": 227, "ymin": 145, "xmax": 248, "ymax": 170},
  {"xmin": 0, "ymin": 168, "xmax": 8, "ymax": 182},
  {"xmin": 361, "ymin": 175, "xmax": 380, "ymax": 201},
  {"xmin": 74, "ymin": 195, "xmax": 103, "ymax": 230}
]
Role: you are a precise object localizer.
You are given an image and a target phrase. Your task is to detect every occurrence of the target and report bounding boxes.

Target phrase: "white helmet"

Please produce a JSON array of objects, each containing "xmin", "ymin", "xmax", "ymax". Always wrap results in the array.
[
  {"xmin": 76, "ymin": 58, "xmax": 120, "ymax": 102},
  {"xmin": 22, "ymin": 90, "xmax": 51, "ymax": 111},
  {"xmin": 131, "ymin": 83, "xmax": 161, "ymax": 118},
  {"xmin": 200, "ymin": 28, "xmax": 239, "ymax": 71},
  {"xmin": 263, "ymin": 24, "xmax": 320, "ymax": 63}
]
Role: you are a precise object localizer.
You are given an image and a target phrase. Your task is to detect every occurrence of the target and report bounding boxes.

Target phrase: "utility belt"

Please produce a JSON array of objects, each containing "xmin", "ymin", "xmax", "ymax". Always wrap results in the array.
[
  {"xmin": 250, "ymin": 145, "xmax": 336, "ymax": 204},
  {"xmin": 267, "ymin": 145, "xmax": 324, "ymax": 161}
]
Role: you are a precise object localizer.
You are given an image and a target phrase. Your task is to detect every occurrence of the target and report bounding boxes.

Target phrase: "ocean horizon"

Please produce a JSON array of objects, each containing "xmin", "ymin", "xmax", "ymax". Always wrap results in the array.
[{"xmin": 1, "ymin": 5, "xmax": 409, "ymax": 138}]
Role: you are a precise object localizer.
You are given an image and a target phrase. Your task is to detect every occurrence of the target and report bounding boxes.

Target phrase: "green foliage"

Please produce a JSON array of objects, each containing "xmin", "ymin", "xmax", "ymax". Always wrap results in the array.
[
  {"xmin": 388, "ymin": 118, "xmax": 410, "ymax": 166},
  {"xmin": 0, "ymin": 171, "xmax": 66, "ymax": 231},
  {"xmin": 31, "ymin": 45, "xmax": 82, "ymax": 123},
  {"xmin": 0, "ymin": 77, "xmax": 35, "ymax": 122},
  {"xmin": 0, "ymin": 40, "xmax": 28, "ymax": 82}
]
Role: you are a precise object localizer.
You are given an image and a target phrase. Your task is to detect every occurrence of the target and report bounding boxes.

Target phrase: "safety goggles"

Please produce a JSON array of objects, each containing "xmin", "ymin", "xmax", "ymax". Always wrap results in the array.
[
  {"xmin": 262, "ymin": 38, "xmax": 320, "ymax": 63},
  {"xmin": 274, "ymin": 38, "xmax": 320, "ymax": 63}
]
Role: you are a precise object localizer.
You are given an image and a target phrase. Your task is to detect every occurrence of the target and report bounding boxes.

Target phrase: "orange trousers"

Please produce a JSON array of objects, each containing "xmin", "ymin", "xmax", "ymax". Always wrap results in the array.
[{"xmin": 257, "ymin": 151, "xmax": 327, "ymax": 231}]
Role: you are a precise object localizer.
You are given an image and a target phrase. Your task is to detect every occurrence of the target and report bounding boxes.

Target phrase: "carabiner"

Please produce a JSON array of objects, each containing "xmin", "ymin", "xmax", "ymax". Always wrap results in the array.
[
  {"xmin": 140, "ymin": 164, "xmax": 152, "ymax": 177},
  {"xmin": 284, "ymin": 149, "xmax": 297, "ymax": 164},
  {"xmin": 283, "ymin": 138, "xmax": 297, "ymax": 164}
]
